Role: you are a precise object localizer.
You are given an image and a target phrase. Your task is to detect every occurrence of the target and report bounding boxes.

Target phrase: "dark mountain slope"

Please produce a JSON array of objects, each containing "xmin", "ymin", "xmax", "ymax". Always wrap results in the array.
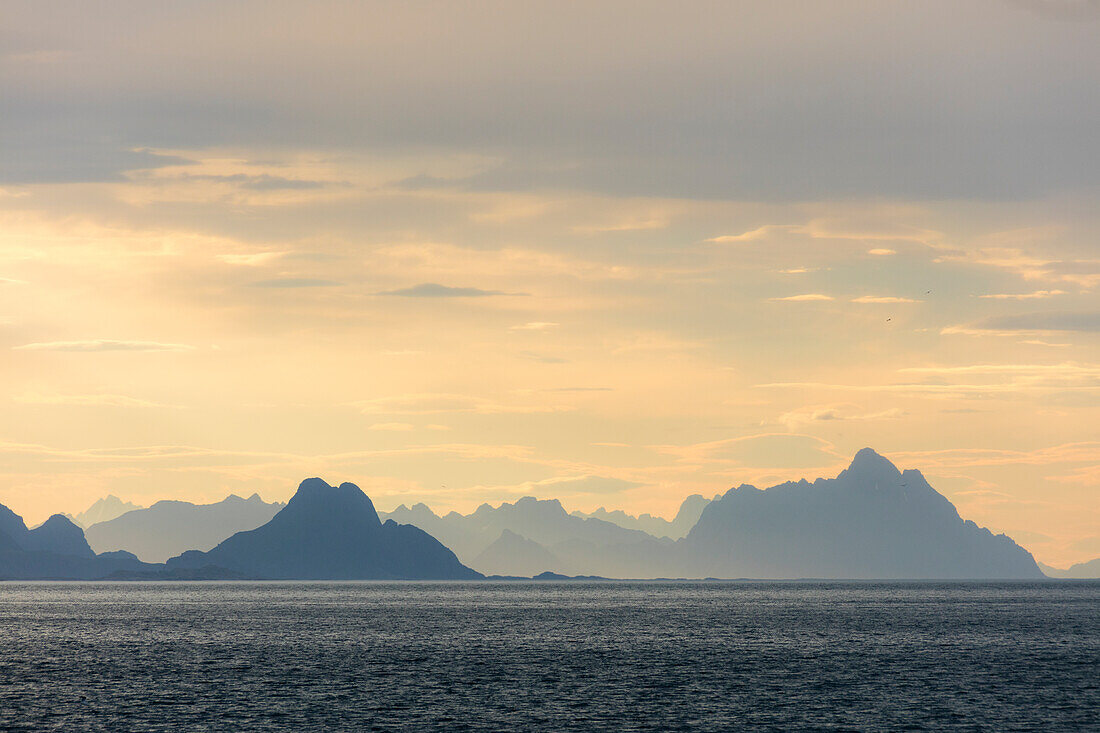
[{"xmin": 168, "ymin": 478, "xmax": 481, "ymax": 580}]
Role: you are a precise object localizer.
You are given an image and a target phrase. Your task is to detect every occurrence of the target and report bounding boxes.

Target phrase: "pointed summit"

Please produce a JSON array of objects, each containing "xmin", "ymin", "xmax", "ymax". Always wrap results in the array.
[{"xmin": 839, "ymin": 447, "xmax": 902, "ymax": 485}]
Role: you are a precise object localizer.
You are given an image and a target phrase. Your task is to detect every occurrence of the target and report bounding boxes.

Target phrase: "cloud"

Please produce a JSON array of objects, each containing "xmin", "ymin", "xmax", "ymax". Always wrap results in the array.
[
  {"xmin": 778, "ymin": 405, "xmax": 907, "ymax": 430},
  {"xmin": 945, "ymin": 312, "xmax": 1100, "ymax": 334},
  {"xmin": 655, "ymin": 433, "xmax": 844, "ymax": 472},
  {"xmin": 518, "ymin": 351, "xmax": 567, "ymax": 364},
  {"xmin": 12, "ymin": 393, "xmax": 179, "ymax": 408},
  {"xmin": 510, "ymin": 322, "xmax": 560, "ymax": 331},
  {"xmin": 217, "ymin": 252, "xmax": 288, "ymax": 266},
  {"xmin": 851, "ymin": 295, "xmax": 920, "ymax": 303},
  {"xmin": 13, "ymin": 340, "xmax": 195, "ymax": 352},
  {"xmin": 518, "ymin": 474, "xmax": 645, "ymax": 495},
  {"xmin": 368, "ymin": 422, "xmax": 416, "ymax": 431},
  {"xmin": 979, "ymin": 290, "xmax": 1067, "ymax": 300},
  {"xmin": 936, "ymin": 248, "xmax": 1100, "ymax": 289},
  {"xmin": 887, "ymin": 442, "xmax": 1100, "ymax": 470},
  {"xmin": 771, "ymin": 293, "xmax": 834, "ymax": 302},
  {"xmin": 248, "ymin": 278, "xmax": 341, "ymax": 288},
  {"xmin": 899, "ymin": 363, "xmax": 1100, "ymax": 378},
  {"xmin": 353, "ymin": 393, "xmax": 568, "ymax": 415},
  {"xmin": 5, "ymin": 3, "xmax": 1100, "ymax": 199},
  {"xmin": 376, "ymin": 283, "xmax": 524, "ymax": 297},
  {"xmin": 705, "ymin": 225, "xmax": 801, "ymax": 243},
  {"xmin": 174, "ymin": 173, "xmax": 334, "ymax": 190},
  {"xmin": 543, "ymin": 387, "xmax": 613, "ymax": 392},
  {"xmin": 867, "ymin": 248, "xmax": 896, "ymax": 256}
]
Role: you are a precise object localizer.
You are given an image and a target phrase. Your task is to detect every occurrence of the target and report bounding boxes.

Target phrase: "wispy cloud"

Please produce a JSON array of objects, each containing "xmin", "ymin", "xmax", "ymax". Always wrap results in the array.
[
  {"xmin": 376, "ymin": 283, "xmax": 524, "ymax": 297},
  {"xmin": 771, "ymin": 293, "xmax": 834, "ymax": 302},
  {"xmin": 217, "ymin": 252, "xmax": 288, "ymax": 266},
  {"xmin": 867, "ymin": 248, "xmax": 896, "ymax": 256},
  {"xmin": 353, "ymin": 393, "xmax": 569, "ymax": 415},
  {"xmin": 13, "ymin": 340, "xmax": 195, "ymax": 352},
  {"xmin": 511, "ymin": 474, "xmax": 645, "ymax": 496},
  {"xmin": 706, "ymin": 224, "xmax": 801, "ymax": 243},
  {"xmin": 249, "ymin": 278, "xmax": 341, "ymax": 288},
  {"xmin": 979, "ymin": 290, "xmax": 1066, "ymax": 300},
  {"xmin": 368, "ymin": 422, "xmax": 416, "ymax": 431},
  {"xmin": 944, "ymin": 312, "xmax": 1100, "ymax": 335},
  {"xmin": 778, "ymin": 405, "xmax": 906, "ymax": 430},
  {"xmin": 509, "ymin": 322, "xmax": 559, "ymax": 331},
  {"xmin": 13, "ymin": 393, "xmax": 180, "ymax": 408},
  {"xmin": 852, "ymin": 295, "xmax": 920, "ymax": 303}
]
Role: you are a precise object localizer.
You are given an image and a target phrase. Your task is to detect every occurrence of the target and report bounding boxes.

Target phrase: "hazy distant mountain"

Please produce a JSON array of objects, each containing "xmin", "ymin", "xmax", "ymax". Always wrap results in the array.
[
  {"xmin": 85, "ymin": 494, "xmax": 285, "ymax": 563},
  {"xmin": 0, "ymin": 502, "xmax": 151, "ymax": 580},
  {"xmin": 679, "ymin": 448, "xmax": 1044, "ymax": 579},
  {"xmin": 68, "ymin": 495, "xmax": 143, "ymax": 528},
  {"xmin": 472, "ymin": 529, "xmax": 560, "ymax": 576},
  {"xmin": 168, "ymin": 479, "xmax": 481, "ymax": 580},
  {"xmin": 572, "ymin": 494, "xmax": 713, "ymax": 539},
  {"xmin": 382, "ymin": 496, "xmax": 672, "ymax": 577},
  {"xmin": 1040, "ymin": 558, "xmax": 1100, "ymax": 579}
]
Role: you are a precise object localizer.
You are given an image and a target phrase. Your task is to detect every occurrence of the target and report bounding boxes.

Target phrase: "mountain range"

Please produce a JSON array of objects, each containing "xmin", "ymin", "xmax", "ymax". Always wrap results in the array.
[
  {"xmin": 570, "ymin": 494, "xmax": 713, "ymax": 539},
  {"xmin": 0, "ymin": 448, "xmax": 1065, "ymax": 580},
  {"xmin": 85, "ymin": 494, "xmax": 284, "ymax": 563},
  {"xmin": 1039, "ymin": 558, "xmax": 1100, "ymax": 579},
  {"xmin": 381, "ymin": 497, "xmax": 673, "ymax": 577},
  {"xmin": 67, "ymin": 494, "xmax": 143, "ymax": 528},
  {"xmin": 0, "ymin": 505, "xmax": 150, "ymax": 580}
]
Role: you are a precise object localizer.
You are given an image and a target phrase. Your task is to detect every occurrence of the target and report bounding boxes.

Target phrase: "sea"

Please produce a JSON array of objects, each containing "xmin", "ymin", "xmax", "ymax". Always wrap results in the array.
[{"xmin": 0, "ymin": 581, "xmax": 1096, "ymax": 731}]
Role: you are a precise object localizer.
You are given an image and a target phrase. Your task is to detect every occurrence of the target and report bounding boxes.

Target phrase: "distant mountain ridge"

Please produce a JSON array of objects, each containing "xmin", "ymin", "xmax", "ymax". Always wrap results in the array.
[
  {"xmin": 383, "ymin": 449, "xmax": 1043, "ymax": 579},
  {"xmin": 1040, "ymin": 558, "xmax": 1100, "ymax": 579},
  {"xmin": 168, "ymin": 478, "xmax": 481, "ymax": 580},
  {"xmin": 571, "ymin": 494, "xmax": 713, "ymax": 539},
  {"xmin": 85, "ymin": 493, "xmax": 284, "ymax": 562},
  {"xmin": 382, "ymin": 496, "xmax": 671, "ymax": 577},
  {"xmin": 2, "ymin": 449, "xmax": 1053, "ymax": 580},
  {"xmin": 68, "ymin": 495, "xmax": 143, "ymax": 528}
]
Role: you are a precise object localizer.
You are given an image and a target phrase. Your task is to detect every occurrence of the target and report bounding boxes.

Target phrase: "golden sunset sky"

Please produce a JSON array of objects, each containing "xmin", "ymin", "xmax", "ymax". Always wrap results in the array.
[{"xmin": 2, "ymin": 1, "xmax": 1098, "ymax": 566}]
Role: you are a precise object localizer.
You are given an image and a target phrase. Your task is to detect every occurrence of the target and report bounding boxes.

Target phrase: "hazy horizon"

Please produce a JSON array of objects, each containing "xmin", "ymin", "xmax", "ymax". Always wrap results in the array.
[{"xmin": 2, "ymin": 1, "xmax": 1098, "ymax": 568}]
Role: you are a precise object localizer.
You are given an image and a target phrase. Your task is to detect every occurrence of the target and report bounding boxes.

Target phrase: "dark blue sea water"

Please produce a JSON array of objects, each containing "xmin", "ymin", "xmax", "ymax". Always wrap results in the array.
[{"xmin": 0, "ymin": 581, "xmax": 1096, "ymax": 731}]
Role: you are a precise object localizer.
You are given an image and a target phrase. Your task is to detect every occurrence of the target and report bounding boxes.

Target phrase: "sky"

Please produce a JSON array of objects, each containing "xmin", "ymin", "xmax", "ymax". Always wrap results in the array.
[{"xmin": 1, "ymin": 0, "xmax": 1098, "ymax": 567}]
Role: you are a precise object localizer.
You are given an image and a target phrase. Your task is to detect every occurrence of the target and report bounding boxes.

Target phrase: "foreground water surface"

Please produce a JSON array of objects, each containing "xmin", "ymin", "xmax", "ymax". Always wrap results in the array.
[{"xmin": 0, "ymin": 581, "xmax": 1096, "ymax": 731}]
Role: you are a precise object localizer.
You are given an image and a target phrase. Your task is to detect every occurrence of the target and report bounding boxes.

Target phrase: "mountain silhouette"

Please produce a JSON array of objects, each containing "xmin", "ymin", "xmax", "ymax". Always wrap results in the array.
[
  {"xmin": 167, "ymin": 478, "xmax": 482, "ymax": 579},
  {"xmin": 679, "ymin": 448, "xmax": 1044, "ymax": 579},
  {"xmin": 383, "ymin": 496, "xmax": 670, "ymax": 576},
  {"xmin": 0, "ymin": 503, "xmax": 152, "ymax": 580},
  {"xmin": 25, "ymin": 515, "xmax": 97, "ymax": 558},
  {"xmin": 1040, "ymin": 557, "xmax": 1100, "ymax": 579},
  {"xmin": 572, "ymin": 494, "xmax": 713, "ymax": 539},
  {"xmin": 68, "ymin": 495, "xmax": 143, "ymax": 528},
  {"xmin": 85, "ymin": 493, "xmax": 284, "ymax": 563},
  {"xmin": 472, "ymin": 529, "xmax": 560, "ymax": 576}
]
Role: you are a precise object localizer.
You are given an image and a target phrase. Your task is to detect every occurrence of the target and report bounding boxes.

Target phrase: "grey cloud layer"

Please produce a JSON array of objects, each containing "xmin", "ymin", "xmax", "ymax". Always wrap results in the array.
[{"xmin": 4, "ymin": 1, "xmax": 1098, "ymax": 199}]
